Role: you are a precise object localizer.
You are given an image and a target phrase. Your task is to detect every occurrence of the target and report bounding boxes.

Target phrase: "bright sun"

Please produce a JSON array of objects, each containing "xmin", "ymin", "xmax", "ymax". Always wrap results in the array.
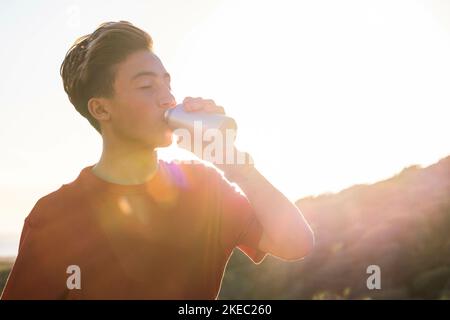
[{"xmin": 159, "ymin": 0, "xmax": 450, "ymax": 200}]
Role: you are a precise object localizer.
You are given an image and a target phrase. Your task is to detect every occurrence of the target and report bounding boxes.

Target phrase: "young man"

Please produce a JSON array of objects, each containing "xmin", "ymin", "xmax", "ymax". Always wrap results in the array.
[{"xmin": 1, "ymin": 21, "xmax": 314, "ymax": 299}]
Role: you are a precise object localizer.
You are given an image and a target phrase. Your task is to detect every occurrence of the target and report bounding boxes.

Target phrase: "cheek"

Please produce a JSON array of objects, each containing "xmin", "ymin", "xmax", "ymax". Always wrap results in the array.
[{"xmin": 113, "ymin": 92, "xmax": 162, "ymax": 135}]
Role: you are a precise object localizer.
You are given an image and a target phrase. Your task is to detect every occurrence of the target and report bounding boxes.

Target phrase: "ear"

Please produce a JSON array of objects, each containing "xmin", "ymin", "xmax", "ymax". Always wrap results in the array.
[{"xmin": 87, "ymin": 97, "xmax": 111, "ymax": 122}]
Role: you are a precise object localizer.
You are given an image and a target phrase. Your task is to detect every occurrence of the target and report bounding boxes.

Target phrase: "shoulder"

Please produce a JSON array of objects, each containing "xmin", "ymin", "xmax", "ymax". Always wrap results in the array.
[
  {"xmin": 25, "ymin": 186, "xmax": 63, "ymax": 226},
  {"xmin": 26, "ymin": 176, "xmax": 88, "ymax": 228}
]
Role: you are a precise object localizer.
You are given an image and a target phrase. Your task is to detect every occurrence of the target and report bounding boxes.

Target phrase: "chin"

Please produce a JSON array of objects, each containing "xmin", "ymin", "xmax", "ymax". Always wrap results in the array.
[{"xmin": 156, "ymin": 131, "xmax": 173, "ymax": 148}]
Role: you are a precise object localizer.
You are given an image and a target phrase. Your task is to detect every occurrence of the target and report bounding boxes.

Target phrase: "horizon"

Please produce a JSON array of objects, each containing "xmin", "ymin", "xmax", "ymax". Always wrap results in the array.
[{"xmin": 1, "ymin": 153, "xmax": 448, "ymax": 257}]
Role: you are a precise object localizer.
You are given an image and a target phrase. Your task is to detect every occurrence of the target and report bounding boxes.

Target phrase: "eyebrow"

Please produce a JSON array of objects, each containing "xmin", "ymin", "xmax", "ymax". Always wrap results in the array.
[{"xmin": 131, "ymin": 71, "xmax": 171, "ymax": 81}]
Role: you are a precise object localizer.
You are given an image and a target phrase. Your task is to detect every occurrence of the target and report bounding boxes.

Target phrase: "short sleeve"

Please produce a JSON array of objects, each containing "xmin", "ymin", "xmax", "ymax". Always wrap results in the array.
[
  {"xmin": 1, "ymin": 203, "xmax": 68, "ymax": 300},
  {"xmin": 209, "ymin": 167, "xmax": 267, "ymax": 264}
]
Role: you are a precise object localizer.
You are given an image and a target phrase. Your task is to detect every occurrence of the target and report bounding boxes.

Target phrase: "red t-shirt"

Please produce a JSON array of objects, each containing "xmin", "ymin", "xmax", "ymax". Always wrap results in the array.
[{"xmin": 1, "ymin": 160, "xmax": 266, "ymax": 300}]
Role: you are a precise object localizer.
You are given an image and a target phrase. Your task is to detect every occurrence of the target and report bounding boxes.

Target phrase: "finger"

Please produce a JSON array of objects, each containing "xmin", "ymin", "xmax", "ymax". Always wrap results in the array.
[
  {"xmin": 182, "ymin": 97, "xmax": 191, "ymax": 111},
  {"xmin": 183, "ymin": 103, "xmax": 193, "ymax": 112},
  {"xmin": 190, "ymin": 97, "xmax": 214, "ymax": 112},
  {"xmin": 201, "ymin": 99, "xmax": 222, "ymax": 113},
  {"xmin": 189, "ymin": 102, "xmax": 204, "ymax": 111},
  {"xmin": 183, "ymin": 96, "xmax": 200, "ymax": 104},
  {"xmin": 205, "ymin": 106, "xmax": 225, "ymax": 114},
  {"xmin": 203, "ymin": 103, "xmax": 217, "ymax": 113},
  {"xmin": 215, "ymin": 105, "xmax": 225, "ymax": 114},
  {"xmin": 183, "ymin": 97, "xmax": 203, "ymax": 111},
  {"xmin": 203, "ymin": 99, "xmax": 216, "ymax": 111},
  {"xmin": 204, "ymin": 99, "xmax": 216, "ymax": 107}
]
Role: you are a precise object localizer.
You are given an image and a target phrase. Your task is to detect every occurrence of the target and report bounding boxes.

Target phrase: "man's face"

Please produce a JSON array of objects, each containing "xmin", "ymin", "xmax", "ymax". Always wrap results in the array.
[{"xmin": 105, "ymin": 50, "xmax": 176, "ymax": 148}]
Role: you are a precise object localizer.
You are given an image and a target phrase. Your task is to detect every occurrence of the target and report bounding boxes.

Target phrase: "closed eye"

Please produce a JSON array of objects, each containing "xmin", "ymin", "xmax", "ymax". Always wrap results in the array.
[{"xmin": 139, "ymin": 83, "xmax": 171, "ymax": 90}]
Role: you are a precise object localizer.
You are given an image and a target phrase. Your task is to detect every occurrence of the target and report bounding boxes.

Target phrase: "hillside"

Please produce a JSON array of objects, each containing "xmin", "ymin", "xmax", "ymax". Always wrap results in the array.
[{"xmin": 219, "ymin": 156, "xmax": 450, "ymax": 299}]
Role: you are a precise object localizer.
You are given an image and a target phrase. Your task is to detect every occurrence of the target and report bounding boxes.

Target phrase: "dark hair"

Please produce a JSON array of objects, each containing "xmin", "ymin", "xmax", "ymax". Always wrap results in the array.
[{"xmin": 60, "ymin": 21, "xmax": 153, "ymax": 133}]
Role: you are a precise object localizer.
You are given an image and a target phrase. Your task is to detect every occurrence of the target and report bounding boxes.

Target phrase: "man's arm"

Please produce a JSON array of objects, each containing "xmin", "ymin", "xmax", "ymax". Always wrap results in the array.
[
  {"xmin": 222, "ymin": 155, "xmax": 315, "ymax": 261},
  {"xmin": 180, "ymin": 96, "xmax": 315, "ymax": 260}
]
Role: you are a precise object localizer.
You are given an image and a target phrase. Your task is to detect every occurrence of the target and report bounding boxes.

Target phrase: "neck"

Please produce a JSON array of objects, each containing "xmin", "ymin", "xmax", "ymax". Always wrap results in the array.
[{"xmin": 92, "ymin": 138, "xmax": 159, "ymax": 185}]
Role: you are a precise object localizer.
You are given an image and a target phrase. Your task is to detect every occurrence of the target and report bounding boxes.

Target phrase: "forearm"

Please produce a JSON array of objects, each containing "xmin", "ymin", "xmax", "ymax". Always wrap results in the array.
[{"xmin": 223, "ymin": 162, "xmax": 315, "ymax": 258}]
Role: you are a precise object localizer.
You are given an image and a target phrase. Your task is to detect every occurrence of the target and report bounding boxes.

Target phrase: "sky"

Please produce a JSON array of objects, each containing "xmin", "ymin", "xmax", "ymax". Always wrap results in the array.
[{"xmin": 1, "ymin": 0, "xmax": 450, "ymax": 255}]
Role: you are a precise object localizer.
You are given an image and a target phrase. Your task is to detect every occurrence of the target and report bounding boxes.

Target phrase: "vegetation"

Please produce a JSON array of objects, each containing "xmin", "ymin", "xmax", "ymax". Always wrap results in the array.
[{"xmin": 219, "ymin": 156, "xmax": 450, "ymax": 299}]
